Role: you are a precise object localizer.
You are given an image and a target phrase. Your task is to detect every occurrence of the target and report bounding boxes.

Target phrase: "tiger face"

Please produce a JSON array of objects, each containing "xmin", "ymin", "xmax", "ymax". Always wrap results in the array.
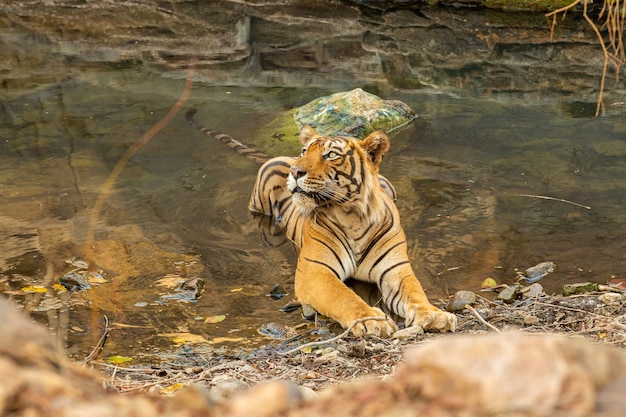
[{"xmin": 287, "ymin": 125, "xmax": 389, "ymax": 217}]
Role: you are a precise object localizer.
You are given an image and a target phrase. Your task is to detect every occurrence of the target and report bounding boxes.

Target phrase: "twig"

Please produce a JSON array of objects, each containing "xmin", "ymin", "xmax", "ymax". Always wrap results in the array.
[
  {"xmin": 598, "ymin": 284, "xmax": 625, "ymax": 293},
  {"xmin": 385, "ymin": 114, "xmax": 419, "ymax": 135},
  {"xmin": 546, "ymin": 0, "xmax": 625, "ymax": 116},
  {"xmin": 78, "ymin": 315, "xmax": 110, "ymax": 364},
  {"xmin": 277, "ymin": 317, "xmax": 391, "ymax": 355},
  {"xmin": 610, "ymin": 320, "xmax": 626, "ymax": 331},
  {"xmin": 465, "ymin": 304, "xmax": 501, "ymax": 333},
  {"xmin": 514, "ymin": 194, "xmax": 591, "ymax": 210}
]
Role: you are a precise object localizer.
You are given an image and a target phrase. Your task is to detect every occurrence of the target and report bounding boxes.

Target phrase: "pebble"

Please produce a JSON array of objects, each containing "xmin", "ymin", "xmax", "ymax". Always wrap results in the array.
[
  {"xmin": 563, "ymin": 282, "xmax": 598, "ymax": 296},
  {"xmin": 59, "ymin": 271, "xmax": 91, "ymax": 291},
  {"xmin": 445, "ymin": 290, "xmax": 476, "ymax": 312},
  {"xmin": 521, "ymin": 283, "xmax": 545, "ymax": 298},
  {"xmin": 520, "ymin": 261, "xmax": 555, "ymax": 284},
  {"xmin": 598, "ymin": 292, "xmax": 623, "ymax": 306},
  {"xmin": 497, "ymin": 285, "xmax": 520, "ymax": 303},
  {"xmin": 522, "ymin": 314, "xmax": 540, "ymax": 324},
  {"xmin": 301, "ymin": 304, "xmax": 317, "ymax": 319},
  {"xmin": 268, "ymin": 284, "xmax": 287, "ymax": 300},
  {"xmin": 347, "ymin": 339, "xmax": 366, "ymax": 358}
]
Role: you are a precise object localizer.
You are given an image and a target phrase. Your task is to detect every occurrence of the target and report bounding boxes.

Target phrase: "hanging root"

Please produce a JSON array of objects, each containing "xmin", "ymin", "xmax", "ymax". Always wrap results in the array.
[{"xmin": 546, "ymin": 0, "xmax": 626, "ymax": 116}]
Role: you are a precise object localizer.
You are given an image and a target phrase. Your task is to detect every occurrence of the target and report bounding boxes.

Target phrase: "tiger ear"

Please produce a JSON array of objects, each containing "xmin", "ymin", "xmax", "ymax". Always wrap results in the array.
[
  {"xmin": 299, "ymin": 125, "xmax": 318, "ymax": 145},
  {"xmin": 360, "ymin": 131, "xmax": 390, "ymax": 167}
]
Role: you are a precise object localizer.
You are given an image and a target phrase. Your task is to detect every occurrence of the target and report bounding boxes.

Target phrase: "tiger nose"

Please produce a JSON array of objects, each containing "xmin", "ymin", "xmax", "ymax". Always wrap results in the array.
[{"xmin": 290, "ymin": 166, "xmax": 305, "ymax": 179}]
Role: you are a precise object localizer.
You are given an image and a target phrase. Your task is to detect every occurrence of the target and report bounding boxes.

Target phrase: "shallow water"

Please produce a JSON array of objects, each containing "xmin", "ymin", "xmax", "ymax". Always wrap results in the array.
[{"xmin": 1, "ymin": 23, "xmax": 625, "ymax": 363}]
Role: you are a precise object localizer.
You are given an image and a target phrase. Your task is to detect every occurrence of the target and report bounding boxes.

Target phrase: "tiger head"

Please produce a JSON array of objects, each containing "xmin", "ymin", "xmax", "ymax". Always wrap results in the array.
[{"xmin": 287, "ymin": 125, "xmax": 390, "ymax": 217}]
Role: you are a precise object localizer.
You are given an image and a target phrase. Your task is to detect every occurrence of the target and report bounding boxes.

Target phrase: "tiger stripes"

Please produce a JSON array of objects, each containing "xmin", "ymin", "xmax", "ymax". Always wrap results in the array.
[
  {"xmin": 185, "ymin": 108, "xmax": 270, "ymax": 164},
  {"xmin": 186, "ymin": 109, "xmax": 457, "ymax": 337}
]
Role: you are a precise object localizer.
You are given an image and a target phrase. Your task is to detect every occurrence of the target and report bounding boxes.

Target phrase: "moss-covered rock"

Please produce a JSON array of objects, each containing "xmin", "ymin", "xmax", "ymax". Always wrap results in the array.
[
  {"xmin": 294, "ymin": 88, "xmax": 416, "ymax": 139},
  {"xmin": 251, "ymin": 89, "xmax": 416, "ymax": 157}
]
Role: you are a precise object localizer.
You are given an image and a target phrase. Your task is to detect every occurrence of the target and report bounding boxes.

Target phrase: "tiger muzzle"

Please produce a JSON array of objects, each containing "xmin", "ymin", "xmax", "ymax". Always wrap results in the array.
[{"xmin": 290, "ymin": 166, "xmax": 305, "ymax": 179}]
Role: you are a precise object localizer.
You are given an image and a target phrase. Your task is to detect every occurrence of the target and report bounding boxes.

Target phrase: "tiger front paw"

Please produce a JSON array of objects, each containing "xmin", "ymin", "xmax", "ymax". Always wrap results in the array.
[
  {"xmin": 348, "ymin": 307, "xmax": 398, "ymax": 338},
  {"xmin": 405, "ymin": 304, "xmax": 457, "ymax": 333}
]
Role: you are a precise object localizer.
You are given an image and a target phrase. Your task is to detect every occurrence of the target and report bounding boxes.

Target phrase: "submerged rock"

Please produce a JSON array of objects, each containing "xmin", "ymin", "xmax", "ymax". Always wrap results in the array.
[
  {"xmin": 518, "ymin": 261, "xmax": 555, "ymax": 284},
  {"xmin": 257, "ymin": 322, "xmax": 297, "ymax": 340}
]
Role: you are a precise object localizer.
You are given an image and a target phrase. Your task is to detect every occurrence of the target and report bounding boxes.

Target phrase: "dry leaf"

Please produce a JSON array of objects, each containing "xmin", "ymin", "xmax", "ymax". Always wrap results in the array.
[
  {"xmin": 20, "ymin": 285, "xmax": 47, "ymax": 293},
  {"xmin": 155, "ymin": 275, "xmax": 185, "ymax": 288},
  {"xmin": 107, "ymin": 355, "xmax": 133, "ymax": 364},
  {"xmin": 609, "ymin": 278, "xmax": 626, "ymax": 291},
  {"xmin": 160, "ymin": 383, "xmax": 185, "ymax": 395},
  {"xmin": 159, "ymin": 332, "xmax": 209, "ymax": 344},
  {"xmin": 205, "ymin": 315, "xmax": 226, "ymax": 324},
  {"xmin": 209, "ymin": 337, "xmax": 244, "ymax": 344}
]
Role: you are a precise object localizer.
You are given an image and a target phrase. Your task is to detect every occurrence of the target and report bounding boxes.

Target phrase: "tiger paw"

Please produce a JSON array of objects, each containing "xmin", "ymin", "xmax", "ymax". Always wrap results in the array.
[
  {"xmin": 348, "ymin": 308, "xmax": 398, "ymax": 338},
  {"xmin": 405, "ymin": 304, "xmax": 457, "ymax": 332}
]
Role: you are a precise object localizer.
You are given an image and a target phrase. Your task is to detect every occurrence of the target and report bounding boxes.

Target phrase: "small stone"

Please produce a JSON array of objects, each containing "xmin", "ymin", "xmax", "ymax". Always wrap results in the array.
[
  {"xmin": 598, "ymin": 292, "xmax": 623, "ymax": 306},
  {"xmin": 301, "ymin": 304, "xmax": 317, "ymax": 319},
  {"xmin": 268, "ymin": 284, "xmax": 287, "ymax": 300},
  {"xmin": 523, "ymin": 314, "xmax": 540, "ymax": 324},
  {"xmin": 522, "ymin": 283, "xmax": 545, "ymax": 298},
  {"xmin": 519, "ymin": 262, "xmax": 555, "ymax": 284},
  {"xmin": 279, "ymin": 301, "xmax": 301, "ymax": 313},
  {"xmin": 445, "ymin": 290, "xmax": 476, "ymax": 312},
  {"xmin": 563, "ymin": 282, "xmax": 598, "ymax": 296},
  {"xmin": 59, "ymin": 271, "xmax": 91, "ymax": 291},
  {"xmin": 347, "ymin": 339, "xmax": 366, "ymax": 358},
  {"xmin": 497, "ymin": 285, "xmax": 521, "ymax": 303},
  {"xmin": 257, "ymin": 322, "xmax": 296, "ymax": 339}
]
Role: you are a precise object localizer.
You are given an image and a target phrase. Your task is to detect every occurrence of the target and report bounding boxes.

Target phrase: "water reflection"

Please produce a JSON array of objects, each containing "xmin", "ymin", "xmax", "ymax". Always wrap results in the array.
[{"xmin": 1, "ymin": 21, "xmax": 625, "ymax": 363}]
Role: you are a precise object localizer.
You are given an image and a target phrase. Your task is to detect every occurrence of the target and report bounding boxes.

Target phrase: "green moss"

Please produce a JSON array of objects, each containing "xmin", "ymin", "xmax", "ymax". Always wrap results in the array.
[{"xmin": 250, "ymin": 109, "xmax": 302, "ymax": 158}]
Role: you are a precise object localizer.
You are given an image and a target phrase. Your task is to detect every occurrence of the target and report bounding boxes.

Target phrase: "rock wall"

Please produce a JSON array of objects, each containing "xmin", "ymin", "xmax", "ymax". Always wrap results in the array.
[{"xmin": 2, "ymin": 0, "xmax": 624, "ymax": 105}]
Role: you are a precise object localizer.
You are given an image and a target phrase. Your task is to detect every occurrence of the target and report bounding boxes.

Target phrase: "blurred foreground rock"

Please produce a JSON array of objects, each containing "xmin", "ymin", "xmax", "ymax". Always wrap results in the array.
[{"xmin": 1, "ymin": 297, "xmax": 625, "ymax": 417}]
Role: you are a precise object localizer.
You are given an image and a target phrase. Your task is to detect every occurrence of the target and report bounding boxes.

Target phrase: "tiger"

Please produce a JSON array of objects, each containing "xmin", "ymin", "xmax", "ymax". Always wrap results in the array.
[{"xmin": 186, "ymin": 108, "xmax": 457, "ymax": 337}]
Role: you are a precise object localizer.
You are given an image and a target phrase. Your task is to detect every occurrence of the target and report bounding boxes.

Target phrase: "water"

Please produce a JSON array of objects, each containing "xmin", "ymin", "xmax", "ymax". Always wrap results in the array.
[{"xmin": 1, "ymin": 21, "xmax": 625, "ymax": 363}]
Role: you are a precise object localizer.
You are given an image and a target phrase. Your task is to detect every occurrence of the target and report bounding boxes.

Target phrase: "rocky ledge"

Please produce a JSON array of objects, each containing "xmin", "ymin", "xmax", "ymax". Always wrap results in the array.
[{"xmin": 1, "ymin": 0, "xmax": 624, "ymax": 111}]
